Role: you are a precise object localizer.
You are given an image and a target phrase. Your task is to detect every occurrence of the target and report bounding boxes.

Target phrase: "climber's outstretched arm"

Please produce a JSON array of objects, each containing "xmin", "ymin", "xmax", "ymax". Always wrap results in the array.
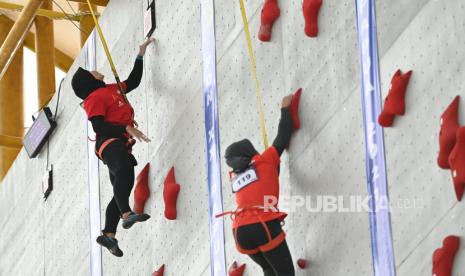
[
  {"xmin": 272, "ymin": 95, "xmax": 294, "ymax": 156},
  {"xmin": 124, "ymin": 38, "xmax": 155, "ymax": 93},
  {"xmin": 123, "ymin": 58, "xmax": 143, "ymax": 93}
]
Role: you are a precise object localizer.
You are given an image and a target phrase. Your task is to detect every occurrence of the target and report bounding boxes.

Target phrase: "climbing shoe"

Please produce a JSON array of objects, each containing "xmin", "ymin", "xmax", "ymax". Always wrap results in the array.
[
  {"xmin": 96, "ymin": 235, "xmax": 123, "ymax": 257},
  {"xmin": 122, "ymin": 212, "xmax": 151, "ymax": 229}
]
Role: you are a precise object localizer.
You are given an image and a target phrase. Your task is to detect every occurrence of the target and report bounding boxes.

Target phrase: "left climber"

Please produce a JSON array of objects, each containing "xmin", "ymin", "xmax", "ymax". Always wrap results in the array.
[{"xmin": 71, "ymin": 38, "xmax": 155, "ymax": 257}]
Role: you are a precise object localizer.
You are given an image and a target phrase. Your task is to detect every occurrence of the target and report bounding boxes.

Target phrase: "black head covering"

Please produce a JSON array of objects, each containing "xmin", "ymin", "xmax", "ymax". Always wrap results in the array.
[
  {"xmin": 71, "ymin": 67, "xmax": 106, "ymax": 100},
  {"xmin": 225, "ymin": 139, "xmax": 259, "ymax": 173}
]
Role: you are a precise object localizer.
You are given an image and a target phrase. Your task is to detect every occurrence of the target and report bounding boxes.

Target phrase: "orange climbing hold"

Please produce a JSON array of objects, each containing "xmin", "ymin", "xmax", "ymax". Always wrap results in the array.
[
  {"xmin": 164, "ymin": 166, "xmax": 181, "ymax": 220},
  {"xmin": 303, "ymin": 0, "xmax": 323, "ymax": 37},
  {"xmin": 258, "ymin": 0, "xmax": 280, "ymax": 42},
  {"xmin": 448, "ymin": 127, "xmax": 465, "ymax": 201},
  {"xmin": 133, "ymin": 163, "xmax": 150, "ymax": 214},
  {"xmin": 438, "ymin": 96, "xmax": 460, "ymax": 169},
  {"xmin": 228, "ymin": 261, "xmax": 246, "ymax": 276},
  {"xmin": 378, "ymin": 69, "xmax": 413, "ymax": 127},
  {"xmin": 432, "ymin": 236, "xmax": 460, "ymax": 276},
  {"xmin": 151, "ymin": 264, "xmax": 165, "ymax": 276}
]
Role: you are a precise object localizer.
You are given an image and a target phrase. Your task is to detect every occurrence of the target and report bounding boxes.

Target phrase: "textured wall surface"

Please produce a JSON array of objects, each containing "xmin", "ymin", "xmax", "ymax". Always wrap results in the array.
[{"xmin": 1, "ymin": 0, "xmax": 465, "ymax": 275}]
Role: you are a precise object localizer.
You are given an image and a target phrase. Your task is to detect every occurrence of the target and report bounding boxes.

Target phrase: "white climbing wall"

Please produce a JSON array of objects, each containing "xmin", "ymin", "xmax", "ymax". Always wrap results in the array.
[{"xmin": 1, "ymin": 0, "xmax": 465, "ymax": 275}]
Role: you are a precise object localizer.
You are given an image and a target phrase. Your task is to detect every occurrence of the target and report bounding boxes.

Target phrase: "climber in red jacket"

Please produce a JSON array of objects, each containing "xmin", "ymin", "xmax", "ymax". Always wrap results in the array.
[
  {"xmin": 71, "ymin": 38, "xmax": 155, "ymax": 257},
  {"xmin": 223, "ymin": 94, "xmax": 299, "ymax": 276}
]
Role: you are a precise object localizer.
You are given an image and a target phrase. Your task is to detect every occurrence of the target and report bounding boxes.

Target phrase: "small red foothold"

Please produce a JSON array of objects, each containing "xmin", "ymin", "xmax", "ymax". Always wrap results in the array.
[
  {"xmin": 133, "ymin": 163, "xmax": 150, "ymax": 214},
  {"xmin": 229, "ymin": 261, "xmax": 246, "ymax": 276},
  {"xmin": 258, "ymin": 0, "xmax": 280, "ymax": 42},
  {"xmin": 290, "ymin": 88, "xmax": 302, "ymax": 130},
  {"xmin": 164, "ymin": 166, "xmax": 181, "ymax": 220},
  {"xmin": 303, "ymin": 0, "xmax": 323, "ymax": 37},
  {"xmin": 297, "ymin": 258, "xmax": 307, "ymax": 269},
  {"xmin": 438, "ymin": 96, "xmax": 460, "ymax": 169},
  {"xmin": 449, "ymin": 127, "xmax": 465, "ymax": 201},
  {"xmin": 432, "ymin": 236, "xmax": 460, "ymax": 276},
  {"xmin": 152, "ymin": 264, "xmax": 165, "ymax": 276}
]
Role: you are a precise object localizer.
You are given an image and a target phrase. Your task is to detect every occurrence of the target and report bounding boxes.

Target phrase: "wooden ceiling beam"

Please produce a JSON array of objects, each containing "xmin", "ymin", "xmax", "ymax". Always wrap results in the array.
[
  {"xmin": 67, "ymin": 0, "xmax": 108, "ymax": 7},
  {"xmin": 0, "ymin": 15, "xmax": 74, "ymax": 72}
]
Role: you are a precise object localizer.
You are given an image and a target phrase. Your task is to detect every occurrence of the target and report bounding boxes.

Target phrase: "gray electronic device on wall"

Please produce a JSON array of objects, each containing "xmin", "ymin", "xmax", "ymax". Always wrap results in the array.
[
  {"xmin": 23, "ymin": 107, "xmax": 57, "ymax": 158},
  {"xmin": 144, "ymin": 0, "xmax": 156, "ymax": 38}
]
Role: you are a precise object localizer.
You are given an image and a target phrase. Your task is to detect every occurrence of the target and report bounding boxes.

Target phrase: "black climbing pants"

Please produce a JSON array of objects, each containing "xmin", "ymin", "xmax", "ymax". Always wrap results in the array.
[
  {"xmin": 236, "ymin": 219, "xmax": 295, "ymax": 276},
  {"xmin": 100, "ymin": 140, "xmax": 137, "ymax": 234}
]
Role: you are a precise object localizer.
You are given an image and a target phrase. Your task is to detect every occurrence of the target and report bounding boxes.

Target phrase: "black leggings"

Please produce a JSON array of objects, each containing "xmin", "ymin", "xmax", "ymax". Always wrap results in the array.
[
  {"xmin": 235, "ymin": 220, "xmax": 295, "ymax": 276},
  {"xmin": 100, "ymin": 140, "xmax": 137, "ymax": 234}
]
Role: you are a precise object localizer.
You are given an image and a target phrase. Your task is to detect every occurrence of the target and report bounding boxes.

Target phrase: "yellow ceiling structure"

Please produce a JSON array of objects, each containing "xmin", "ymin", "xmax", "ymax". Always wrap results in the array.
[{"xmin": 0, "ymin": 0, "xmax": 106, "ymax": 62}]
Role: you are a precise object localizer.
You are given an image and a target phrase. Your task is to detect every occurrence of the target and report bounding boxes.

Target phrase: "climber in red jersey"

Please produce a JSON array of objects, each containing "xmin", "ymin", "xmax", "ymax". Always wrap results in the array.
[
  {"xmin": 71, "ymin": 38, "xmax": 155, "ymax": 257},
  {"xmin": 223, "ymin": 92, "xmax": 301, "ymax": 276}
]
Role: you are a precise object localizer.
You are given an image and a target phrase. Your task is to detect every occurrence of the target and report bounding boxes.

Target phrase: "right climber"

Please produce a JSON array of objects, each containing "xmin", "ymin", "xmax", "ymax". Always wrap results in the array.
[
  {"xmin": 219, "ymin": 90, "xmax": 301, "ymax": 276},
  {"xmin": 259, "ymin": 0, "xmax": 323, "ymax": 41}
]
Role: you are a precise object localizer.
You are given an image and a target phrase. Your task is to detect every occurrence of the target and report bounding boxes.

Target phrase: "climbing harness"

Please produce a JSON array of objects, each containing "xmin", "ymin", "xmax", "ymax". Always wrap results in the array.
[
  {"xmin": 217, "ymin": 205, "xmax": 286, "ymax": 254},
  {"xmin": 238, "ymin": 0, "xmax": 269, "ymax": 149}
]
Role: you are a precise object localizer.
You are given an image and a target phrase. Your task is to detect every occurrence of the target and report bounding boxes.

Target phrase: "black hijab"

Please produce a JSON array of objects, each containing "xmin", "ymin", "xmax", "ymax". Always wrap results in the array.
[
  {"xmin": 225, "ymin": 139, "xmax": 259, "ymax": 173},
  {"xmin": 71, "ymin": 67, "xmax": 106, "ymax": 100}
]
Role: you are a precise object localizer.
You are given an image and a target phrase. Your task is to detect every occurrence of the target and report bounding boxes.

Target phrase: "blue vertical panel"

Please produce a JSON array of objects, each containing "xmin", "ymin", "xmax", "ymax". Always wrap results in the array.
[
  {"xmin": 200, "ymin": 0, "xmax": 227, "ymax": 275},
  {"xmin": 85, "ymin": 31, "xmax": 103, "ymax": 276},
  {"xmin": 355, "ymin": 0, "xmax": 396, "ymax": 275}
]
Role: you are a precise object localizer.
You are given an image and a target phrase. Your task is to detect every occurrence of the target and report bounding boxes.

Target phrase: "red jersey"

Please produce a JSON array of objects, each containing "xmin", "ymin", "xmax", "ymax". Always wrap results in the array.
[
  {"xmin": 232, "ymin": 146, "xmax": 287, "ymax": 228},
  {"xmin": 83, "ymin": 82, "xmax": 134, "ymax": 127}
]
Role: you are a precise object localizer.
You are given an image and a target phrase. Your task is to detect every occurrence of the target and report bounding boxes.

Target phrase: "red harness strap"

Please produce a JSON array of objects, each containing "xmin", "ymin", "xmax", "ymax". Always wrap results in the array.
[
  {"xmin": 96, "ymin": 138, "xmax": 119, "ymax": 160},
  {"xmin": 217, "ymin": 206, "xmax": 286, "ymax": 255},
  {"xmin": 95, "ymin": 135, "xmax": 136, "ymax": 160}
]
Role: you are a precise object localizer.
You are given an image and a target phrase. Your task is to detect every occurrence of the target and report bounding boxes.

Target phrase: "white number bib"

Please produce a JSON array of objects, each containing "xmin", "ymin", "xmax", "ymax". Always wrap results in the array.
[{"xmin": 231, "ymin": 168, "xmax": 259, "ymax": 193}]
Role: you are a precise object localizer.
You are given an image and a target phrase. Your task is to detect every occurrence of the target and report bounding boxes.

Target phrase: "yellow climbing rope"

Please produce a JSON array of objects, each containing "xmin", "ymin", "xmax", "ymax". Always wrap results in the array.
[
  {"xmin": 238, "ymin": 0, "xmax": 269, "ymax": 149},
  {"xmin": 85, "ymin": 0, "xmax": 126, "ymax": 102}
]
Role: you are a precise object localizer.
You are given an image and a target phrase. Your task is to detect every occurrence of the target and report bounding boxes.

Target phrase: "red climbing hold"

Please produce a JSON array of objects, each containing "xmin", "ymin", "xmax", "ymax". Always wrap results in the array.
[
  {"xmin": 378, "ymin": 69, "xmax": 413, "ymax": 127},
  {"xmin": 432, "ymin": 236, "xmax": 460, "ymax": 276},
  {"xmin": 151, "ymin": 264, "xmax": 165, "ymax": 276},
  {"xmin": 297, "ymin": 258, "xmax": 308, "ymax": 269},
  {"xmin": 448, "ymin": 127, "xmax": 465, "ymax": 201},
  {"xmin": 383, "ymin": 69, "xmax": 413, "ymax": 115},
  {"xmin": 438, "ymin": 96, "xmax": 460, "ymax": 169},
  {"xmin": 133, "ymin": 163, "xmax": 150, "ymax": 214},
  {"xmin": 258, "ymin": 0, "xmax": 280, "ymax": 42},
  {"xmin": 164, "ymin": 166, "xmax": 181, "ymax": 220},
  {"xmin": 228, "ymin": 261, "xmax": 246, "ymax": 276},
  {"xmin": 290, "ymin": 88, "xmax": 302, "ymax": 130},
  {"xmin": 303, "ymin": 0, "xmax": 323, "ymax": 37},
  {"xmin": 378, "ymin": 111, "xmax": 395, "ymax": 127}
]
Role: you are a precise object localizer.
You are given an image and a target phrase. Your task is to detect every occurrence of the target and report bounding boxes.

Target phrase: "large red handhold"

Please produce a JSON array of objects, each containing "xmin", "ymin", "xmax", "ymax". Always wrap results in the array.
[
  {"xmin": 383, "ymin": 69, "xmax": 413, "ymax": 115},
  {"xmin": 228, "ymin": 261, "xmax": 246, "ymax": 276},
  {"xmin": 432, "ymin": 236, "xmax": 460, "ymax": 276},
  {"xmin": 258, "ymin": 0, "xmax": 280, "ymax": 42},
  {"xmin": 378, "ymin": 70, "xmax": 413, "ymax": 127},
  {"xmin": 152, "ymin": 264, "xmax": 165, "ymax": 276},
  {"xmin": 290, "ymin": 88, "xmax": 302, "ymax": 130},
  {"xmin": 438, "ymin": 96, "xmax": 460, "ymax": 169},
  {"xmin": 133, "ymin": 163, "xmax": 150, "ymax": 214},
  {"xmin": 448, "ymin": 127, "xmax": 465, "ymax": 201},
  {"xmin": 303, "ymin": 0, "xmax": 323, "ymax": 37},
  {"xmin": 164, "ymin": 166, "xmax": 181, "ymax": 220}
]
